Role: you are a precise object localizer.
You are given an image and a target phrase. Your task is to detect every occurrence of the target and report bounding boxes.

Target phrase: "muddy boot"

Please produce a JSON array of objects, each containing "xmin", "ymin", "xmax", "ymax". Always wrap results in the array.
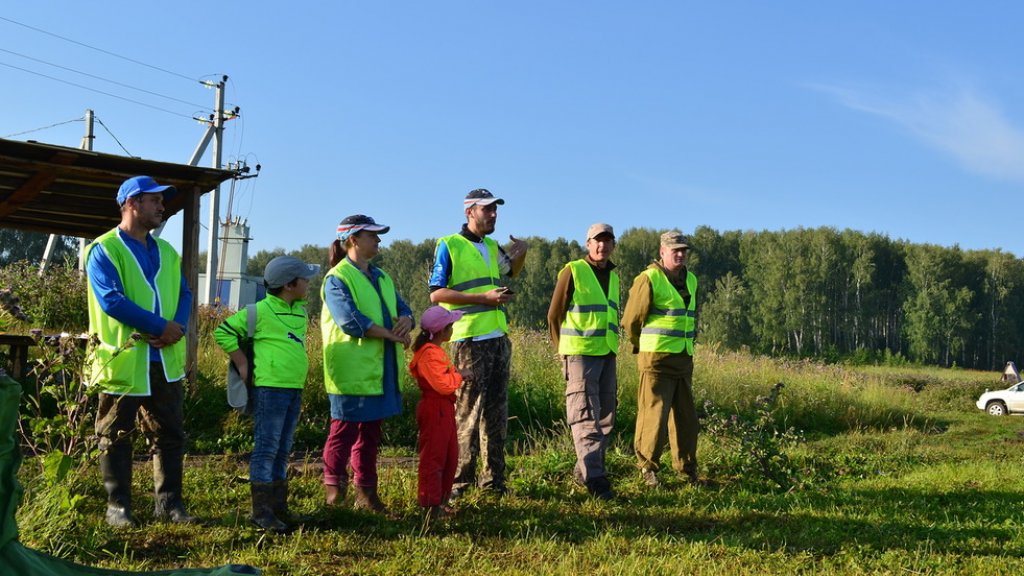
[
  {"xmin": 272, "ymin": 480, "xmax": 309, "ymax": 525},
  {"xmin": 324, "ymin": 476, "xmax": 348, "ymax": 506},
  {"xmin": 153, "ymin": 449, "xmax": 197, "ymax": 524},
  {"xmin": 100, "ymin": 448, "xmax": 136, "ymax": 528},
  {"xmin": 251, "ymin": 482, "xmax": 288, "ymax": 533},
  {"xmin": 353, "ymin": 484, "xmax": 389, "ymax": 515}
]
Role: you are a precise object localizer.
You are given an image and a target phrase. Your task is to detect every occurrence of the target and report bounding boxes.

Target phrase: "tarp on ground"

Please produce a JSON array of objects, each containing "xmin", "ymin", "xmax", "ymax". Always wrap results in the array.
[{"xmin": 0, "ymin": 370, "xmax": 259, "ymax": 575}]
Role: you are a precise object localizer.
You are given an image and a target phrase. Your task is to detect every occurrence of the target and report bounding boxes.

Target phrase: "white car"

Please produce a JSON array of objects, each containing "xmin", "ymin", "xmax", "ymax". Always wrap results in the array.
[{"xmin": 977, "ymin": 381, "xmax": 1024, "ymax": 416}]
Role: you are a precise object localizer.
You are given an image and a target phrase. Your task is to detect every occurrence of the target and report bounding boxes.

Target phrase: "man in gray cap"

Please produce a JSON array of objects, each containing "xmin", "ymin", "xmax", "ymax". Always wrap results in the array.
[
  {"xmin": 546, "ymin": 223, "xmax": 620, "ymax": 499},
  {"xmin": 621, "ymin": 230, "xmax": 702, "ymax": 488},
  {"xmin": 85, "ymin": 175, "xmax": 194, "ymax": 526}
]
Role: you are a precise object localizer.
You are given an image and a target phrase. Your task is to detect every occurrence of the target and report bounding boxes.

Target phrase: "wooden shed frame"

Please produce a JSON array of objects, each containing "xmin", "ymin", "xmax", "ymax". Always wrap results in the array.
[{"xmin": 0, "ymin": 137, "xmax": 236, "ymax": 376}]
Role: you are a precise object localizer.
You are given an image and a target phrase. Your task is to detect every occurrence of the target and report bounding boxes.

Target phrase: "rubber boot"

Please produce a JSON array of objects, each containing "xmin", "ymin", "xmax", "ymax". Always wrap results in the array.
[
  {"xmin": 353, "ymin": 484, "xmax": 388, "ymax": 515},
  {"xmin": 251, "ymin": 482, "xmax": 288, "ymax": 532},
  {"xmin": 153, "ymin": 448, "xmax": 198, "ymax": 523},
  {"xmin": 100, "ymin": 447, "xmax": 136, "ymax": 527},
  {"xmin": 324, "ymin": 476, "xmax": 348, "ymax": 506},
  {"xmin": 272, "ymin": 480, "xmax": 309, "ymax": 525}
]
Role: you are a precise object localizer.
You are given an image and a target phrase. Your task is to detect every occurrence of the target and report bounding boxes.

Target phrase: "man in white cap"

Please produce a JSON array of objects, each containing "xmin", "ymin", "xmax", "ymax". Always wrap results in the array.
[
  {"xmin": 85, "ymin": 175, "xmax": 195, "ymax": 526},
  {"xmin": 428, "ymin": 188, "xmax": 528, "ymax": 498},
  {"xmin": 547, "ymin": 223, "xmax": 620, "ymax": 500}
]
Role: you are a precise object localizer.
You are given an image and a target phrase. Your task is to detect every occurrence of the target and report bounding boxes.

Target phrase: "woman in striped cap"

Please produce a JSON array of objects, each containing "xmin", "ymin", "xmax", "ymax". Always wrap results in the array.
[{"xmin": 320, "ymin": 214, "xmax": 414, "ymax": 515}]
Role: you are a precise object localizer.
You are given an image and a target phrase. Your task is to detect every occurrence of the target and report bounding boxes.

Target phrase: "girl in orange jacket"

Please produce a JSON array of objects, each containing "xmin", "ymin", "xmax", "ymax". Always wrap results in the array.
[{"xmin": 409, "ymin": 306, "xmax": 464, "ymax": 518}]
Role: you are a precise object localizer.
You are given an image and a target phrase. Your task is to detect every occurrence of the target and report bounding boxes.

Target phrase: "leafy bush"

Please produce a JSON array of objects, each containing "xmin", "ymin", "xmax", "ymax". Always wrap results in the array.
[
  {"xmin": 703, "ymin": 382, "xmax": 807, "ymax": 491},
  {"xmin": 0, "ymin": 262, "xmax": 88, "ymax": 332}
]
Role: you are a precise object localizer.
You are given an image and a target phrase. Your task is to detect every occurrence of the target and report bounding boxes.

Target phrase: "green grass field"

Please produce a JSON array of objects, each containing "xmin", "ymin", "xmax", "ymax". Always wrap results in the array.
[{"xmin": 14, "ymin": 329, "xmax": 1024, "ymax": 575}]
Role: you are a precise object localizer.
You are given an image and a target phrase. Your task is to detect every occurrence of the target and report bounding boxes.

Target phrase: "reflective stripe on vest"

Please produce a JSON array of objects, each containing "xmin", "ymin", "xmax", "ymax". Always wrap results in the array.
[
  {"xmin": 438, "ymin": 234, "xmax": 508, "ymax": 340},
  {"xmin": 558, "ymin": 259, "xmax": 620, "ymax": 356},
  {"xmin": 86, "ymin": 229, "xmax": 186, "ymax": 395},
  {"xmin": 638, "ymin": 267, "xmax": 697, "ymax": 354},
  {"xmin": 321, "ymin": 259, "xmax": 404, "ymax": 396}
]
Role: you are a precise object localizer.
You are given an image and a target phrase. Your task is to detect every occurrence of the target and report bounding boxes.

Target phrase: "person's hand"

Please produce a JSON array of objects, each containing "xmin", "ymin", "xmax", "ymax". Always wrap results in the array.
[
  {"xmin": 483, "ymin": 287, "xmax": 514, "ymax": 306},
  {"xmin": 392, "ymin": 316, "xmax": 413, "ymax": 339},
  {"xmin": 506, "ymin": 235, "xmax": 528, "ymax": 261},
  {"xmin": 233, "ymin": 359, "xmax": 249, "ymax": 383},
  {"xmin": 148, "ymin": 321, "xmax": 185, "ymax": 348},
  {"xmin": 391, "ymin": 331, "xmax": 412, "ymax": 348},
  {"xmin": 159, "ymin": 321, "xmax": 186, "ymax": 346}
]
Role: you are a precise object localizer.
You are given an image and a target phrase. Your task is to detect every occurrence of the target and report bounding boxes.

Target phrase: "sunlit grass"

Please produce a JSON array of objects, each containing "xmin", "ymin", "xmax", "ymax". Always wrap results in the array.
[{"xmin": 15, "ymin": 323, "xmax": 1024, "ymax": 575}]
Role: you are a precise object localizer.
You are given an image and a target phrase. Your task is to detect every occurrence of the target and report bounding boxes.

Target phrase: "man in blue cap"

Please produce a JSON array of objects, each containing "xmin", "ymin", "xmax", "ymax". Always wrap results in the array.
[{"xmin": 85, "ymin": 175, "xmax": 196, "ymax": 527}]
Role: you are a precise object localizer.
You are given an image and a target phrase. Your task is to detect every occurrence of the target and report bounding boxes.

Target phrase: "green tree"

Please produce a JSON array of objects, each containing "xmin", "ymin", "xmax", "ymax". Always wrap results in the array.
[
  {"xmin": 700, "ymin": 272, "xmax": 750, "ymax": 349},
  {"xmin": 903, "ymin": 245, "xmax": 977, "ymax": 366},
  {"xmin": 0, "ymin": 230, "xmax": 78, "ymax": 267}
]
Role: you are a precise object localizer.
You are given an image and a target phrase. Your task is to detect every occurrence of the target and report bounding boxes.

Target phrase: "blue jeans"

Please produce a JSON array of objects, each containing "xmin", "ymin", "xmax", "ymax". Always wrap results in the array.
[{"xmin": 251, "ymin": 386, "xmax": 302, "ymax": 483}]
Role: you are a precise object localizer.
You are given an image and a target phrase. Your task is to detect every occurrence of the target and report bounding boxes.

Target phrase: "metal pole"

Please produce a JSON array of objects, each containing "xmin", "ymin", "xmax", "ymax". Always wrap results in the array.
[{"xmin": 204, "ymin": 77, "xmax": 227, "ymax": 305}]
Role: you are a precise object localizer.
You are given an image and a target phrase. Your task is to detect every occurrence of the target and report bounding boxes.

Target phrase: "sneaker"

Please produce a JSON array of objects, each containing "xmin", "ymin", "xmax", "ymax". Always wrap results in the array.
[
  {"xmin": 640, "ymin": 468, "xmax": 659, "ymax": 488},
  {"xmin": 585, "ymin": 477, "xmax": 615, "ymax": 500}
]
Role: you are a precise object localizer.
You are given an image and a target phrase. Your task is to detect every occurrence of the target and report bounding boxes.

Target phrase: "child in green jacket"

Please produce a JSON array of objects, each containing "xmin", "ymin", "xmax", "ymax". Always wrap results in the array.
[{"xmin": 215, "ymin": 255, "xmax": 319, "ymax": 532}]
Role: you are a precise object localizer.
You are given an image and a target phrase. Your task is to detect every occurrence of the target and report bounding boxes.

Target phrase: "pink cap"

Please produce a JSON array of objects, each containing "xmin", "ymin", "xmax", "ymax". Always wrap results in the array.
[{"xmin": 420, "ymin": 306, "xmax": 464, "ymax": 337}]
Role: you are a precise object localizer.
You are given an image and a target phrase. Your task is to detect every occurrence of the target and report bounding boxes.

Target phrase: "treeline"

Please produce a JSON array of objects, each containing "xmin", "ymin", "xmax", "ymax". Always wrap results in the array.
[{"xmin": 245, "ymin": 226, "xmax": 1023, "ymax": 371}]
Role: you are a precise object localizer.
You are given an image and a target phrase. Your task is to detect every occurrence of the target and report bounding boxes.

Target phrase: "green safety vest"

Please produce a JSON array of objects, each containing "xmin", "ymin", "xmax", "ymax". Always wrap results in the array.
[
  {"xmin": 638, "ymin": 267, "xmax": 698, "ymax": 355},
  {"xmin": 438, "ymin": 234, "xmax": 508, "ymax": 340},
  {"xmin": 86, "ymin": 228, "xmax": 186, "ymax": 395},
  {"xmin": 321, "ymin": 259, "xmax": 403, "ymax": 396},
  {"xmin": 558, "ymin": 259, "xmax": 619, "ymax": 356}
]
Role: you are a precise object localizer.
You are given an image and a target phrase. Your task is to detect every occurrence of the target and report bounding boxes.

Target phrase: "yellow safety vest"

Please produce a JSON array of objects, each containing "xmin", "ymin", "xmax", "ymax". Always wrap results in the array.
[
  {"xmin": 438, "ymin": 234, "xmax": 508, "ymax": 340},
  {"xmin": 321, "ymin": 259, "xmax": 403, "ymax": 396},
  {"xmin": 86, "ymin": 228, "xmax": 186, "ymax": 395},
  {"xmin": 558, "ymin": 259, "xmax": 619, "ymax": 356},
  {"xmin": 638, "ymin": 267, "xmax": 697, "ymax": 355}
]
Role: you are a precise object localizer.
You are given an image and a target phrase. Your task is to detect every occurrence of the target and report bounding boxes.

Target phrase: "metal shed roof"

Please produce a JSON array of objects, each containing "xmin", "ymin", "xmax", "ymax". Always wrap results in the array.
[{"xmin": 0, "ymin": 138, "xmax": 234, "ymax": 237}]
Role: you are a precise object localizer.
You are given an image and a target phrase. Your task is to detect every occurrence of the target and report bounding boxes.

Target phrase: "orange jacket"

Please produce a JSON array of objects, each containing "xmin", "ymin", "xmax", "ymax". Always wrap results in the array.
[{"xmin": 409, "ymin": 343, "xmax": 462, "ymax": 402}]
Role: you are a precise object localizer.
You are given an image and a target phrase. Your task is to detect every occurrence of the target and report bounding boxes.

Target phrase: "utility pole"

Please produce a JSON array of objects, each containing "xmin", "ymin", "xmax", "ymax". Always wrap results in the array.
[
  {"xmin": 40, "ymin": 109, "xmax": 94, "ymax": 275},
  {"xmin": 184, "ymin": 75, "xmax": 235, "ymax": 305}
]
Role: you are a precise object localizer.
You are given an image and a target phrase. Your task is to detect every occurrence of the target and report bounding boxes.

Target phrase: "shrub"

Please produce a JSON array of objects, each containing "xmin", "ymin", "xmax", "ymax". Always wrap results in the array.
[{"xmin": 0, "ymin": 262, "xmax": 88, "ymax": 332}]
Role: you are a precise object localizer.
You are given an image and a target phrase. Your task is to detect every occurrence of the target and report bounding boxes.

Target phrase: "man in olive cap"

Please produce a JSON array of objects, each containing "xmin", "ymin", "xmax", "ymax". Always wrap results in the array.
[{"xmin": 621, "ymin": 230, "xmax": 703, "ymax": 488}]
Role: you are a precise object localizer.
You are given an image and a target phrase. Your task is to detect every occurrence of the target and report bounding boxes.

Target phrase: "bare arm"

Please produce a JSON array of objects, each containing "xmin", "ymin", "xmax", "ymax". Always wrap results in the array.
[{"xmin": 430, "ymin": 287, "xmax": 511, "ymax": 307}]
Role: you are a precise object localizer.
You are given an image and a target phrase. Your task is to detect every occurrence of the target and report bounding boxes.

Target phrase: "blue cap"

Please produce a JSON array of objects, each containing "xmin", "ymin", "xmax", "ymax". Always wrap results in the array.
[{"xmin": 116, "ymin": 176, "xmax": 177, "ymax": 206}]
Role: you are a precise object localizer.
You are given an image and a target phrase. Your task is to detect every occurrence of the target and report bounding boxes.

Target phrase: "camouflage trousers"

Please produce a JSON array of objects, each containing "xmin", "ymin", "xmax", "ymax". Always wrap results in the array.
[{"xmin": 451, "ymin": 335, "xmax": 511, "ymax": 492}]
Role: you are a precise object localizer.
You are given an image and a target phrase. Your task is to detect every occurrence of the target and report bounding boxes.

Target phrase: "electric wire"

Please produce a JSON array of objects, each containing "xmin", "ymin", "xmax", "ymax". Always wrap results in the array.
[
  {"xmin": 0, "ymin": 15, "xmax": 196, "ymax": 83},
  {"xmin": 2, "ymin": 117, "xmax": 82, "ymax": 139},
  {"xmin": 0, "ymin": 47, "xmax": 209, "ymax": 109},
  {"xmin": 0, "ymin": 60, "xmax": 194, "ymax": 119},
  {"xmin": 93, "ymin": 116, "xmax": 133, "ymax": 157}
]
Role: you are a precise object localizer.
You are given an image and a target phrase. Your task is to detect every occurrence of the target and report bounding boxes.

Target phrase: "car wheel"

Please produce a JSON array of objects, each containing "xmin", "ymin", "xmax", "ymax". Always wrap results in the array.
[{"xmin": 987, "ymin": 401, "xmax": 1008, "ymax": 417}]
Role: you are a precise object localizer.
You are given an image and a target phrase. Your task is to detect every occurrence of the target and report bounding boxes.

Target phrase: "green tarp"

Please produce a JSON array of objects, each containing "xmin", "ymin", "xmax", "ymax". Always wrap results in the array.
[{"xmin": 0, "ymin": 371, "xmax": 259, "ymax": 575}]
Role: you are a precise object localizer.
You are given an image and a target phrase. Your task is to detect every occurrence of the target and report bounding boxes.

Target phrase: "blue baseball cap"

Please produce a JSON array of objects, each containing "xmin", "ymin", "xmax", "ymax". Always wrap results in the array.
[{"xmin": 116, "ymin": 176, "xmax": 177, "ymax": 206}]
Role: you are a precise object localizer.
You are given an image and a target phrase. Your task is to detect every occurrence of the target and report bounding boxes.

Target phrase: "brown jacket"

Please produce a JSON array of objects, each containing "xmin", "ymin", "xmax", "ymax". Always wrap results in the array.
[{"xmin": 546, "ymin": 256, "xmax": 616, "ymax": 351}]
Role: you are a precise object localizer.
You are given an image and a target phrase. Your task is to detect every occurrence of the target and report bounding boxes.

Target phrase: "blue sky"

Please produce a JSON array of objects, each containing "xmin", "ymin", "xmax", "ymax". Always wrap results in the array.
[{"xmin": 3, "ymin": 2, "xmax": 1023, "ymax": 257}]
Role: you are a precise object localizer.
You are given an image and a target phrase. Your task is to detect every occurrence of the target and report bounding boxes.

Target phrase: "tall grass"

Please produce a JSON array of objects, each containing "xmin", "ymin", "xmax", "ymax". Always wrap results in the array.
[{"xmin": 185, "ymin": 315, "xmax": 995, "ymax": 455}]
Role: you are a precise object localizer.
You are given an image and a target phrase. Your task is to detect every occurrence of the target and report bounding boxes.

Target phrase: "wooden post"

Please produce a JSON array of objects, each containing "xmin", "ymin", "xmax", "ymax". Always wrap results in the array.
[{"xmin": 181, "ymin": 184, "xmax": 201, "ymax": 380}]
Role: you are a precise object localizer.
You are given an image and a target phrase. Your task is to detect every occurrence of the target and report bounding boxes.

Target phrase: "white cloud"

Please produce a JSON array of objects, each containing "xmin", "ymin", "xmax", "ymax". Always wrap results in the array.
[{"xmin": 813, "ymin": 83, "xmax": 1024, "ymax": 183}]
